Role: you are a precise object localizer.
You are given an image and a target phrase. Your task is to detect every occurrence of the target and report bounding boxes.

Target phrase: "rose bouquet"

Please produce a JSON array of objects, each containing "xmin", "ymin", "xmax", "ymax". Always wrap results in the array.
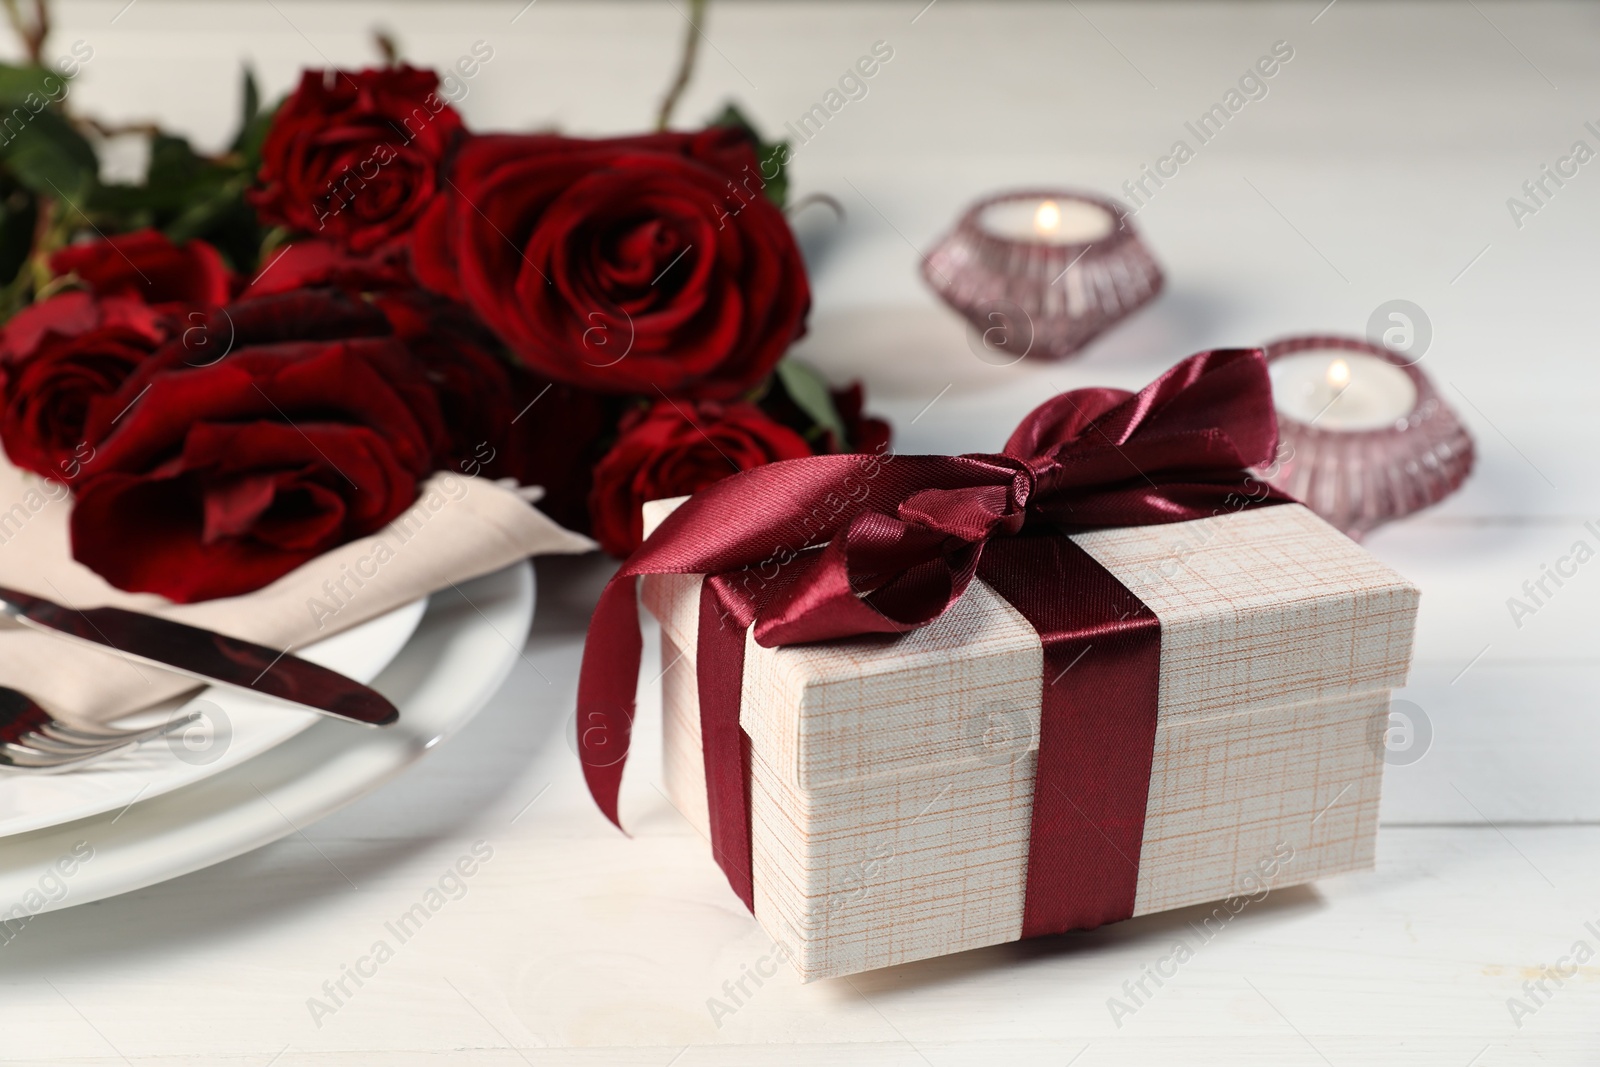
[{"xmin": 0, "ymin": 20, "xmax": 886, "ymax": 603}]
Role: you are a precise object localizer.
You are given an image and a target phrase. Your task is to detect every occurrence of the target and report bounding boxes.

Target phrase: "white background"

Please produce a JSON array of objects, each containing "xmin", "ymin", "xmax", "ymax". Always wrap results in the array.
[{"xmin": 4, "ymin": 2, "xmax": 1599, "ymax": 1063}]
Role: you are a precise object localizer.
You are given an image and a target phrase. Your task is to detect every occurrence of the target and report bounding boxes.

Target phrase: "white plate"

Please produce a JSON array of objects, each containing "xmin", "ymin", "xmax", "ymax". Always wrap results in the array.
[
  {"xmin": 0, "ymin": 596, "xmax": 429, "ymax": 839},
  {"xmin": 0, "ymin": 561, "xmax": 532, "ymax": 914}
]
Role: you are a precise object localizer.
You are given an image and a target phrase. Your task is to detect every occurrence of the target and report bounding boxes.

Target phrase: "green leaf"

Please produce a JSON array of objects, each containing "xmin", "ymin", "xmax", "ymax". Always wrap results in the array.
[
  {"xmin": 85, "ymin": 180, "xmax": 163, "ymax": 222},
  {"xmin": 0, "ymin": 63, "xmax": 70, "ymax": 106},
  {"xmin": 709, "ymin": 101, "xmax": 788, "ymax": 209},
  {"xmin": 88, "ymin": 133, "xmax": 237, "ymax": 222},
  {"xmin": 80, "ymin": 126, "xmax": 262, "ymax": 262},
  {"xmin": 148, "ymin": 133, "xmax": 211, "ymax": 189},
  {"xmin": 230, "ymin": 66, "xmax": 261, "ymax": 154},
  {"xmin": 775, "ymin": 359, "xmax": 847, "ymax": 448},
  {"xmin": 236, "ymin": 96, "xmax": 282, "ymax": 172},
  {"xmin": 0, "ymin": 65, "xmax": 93, "ymax": 202},
  {"xmin": 0, "ymin": 106, "xmax": 98, "ymax": 201},
  {"xmin": 0, "ymin": 180, "xmax": 36, "ymax": 286},
  {"xmin": 163, "ymin": 172, "xmax": 249, "ymax": 245}
]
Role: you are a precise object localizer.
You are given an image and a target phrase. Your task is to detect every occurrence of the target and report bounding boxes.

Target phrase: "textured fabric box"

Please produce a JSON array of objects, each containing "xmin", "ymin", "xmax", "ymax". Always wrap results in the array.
[{"xmin": 640, "ymin": 498, "xmax": 1419, "ymax": 982}]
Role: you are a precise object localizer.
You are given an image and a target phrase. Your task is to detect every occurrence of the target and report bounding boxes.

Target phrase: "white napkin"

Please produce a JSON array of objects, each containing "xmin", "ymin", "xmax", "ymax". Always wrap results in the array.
[{"xmin": 0, "ymin": 460, "xmax": 594, "ymax": 723}]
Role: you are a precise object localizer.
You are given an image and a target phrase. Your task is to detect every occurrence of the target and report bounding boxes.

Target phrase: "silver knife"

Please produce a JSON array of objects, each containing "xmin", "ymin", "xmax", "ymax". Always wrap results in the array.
[{"xmin": 0, "ymin": 586, "xmax": 398, "ymax": 727}]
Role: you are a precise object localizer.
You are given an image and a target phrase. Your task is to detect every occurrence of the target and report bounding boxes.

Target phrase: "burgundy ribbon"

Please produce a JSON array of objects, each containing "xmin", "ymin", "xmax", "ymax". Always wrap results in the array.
[{"xmin": 577, "ymin": 348, "xmax": 1291, "ymax": 930}]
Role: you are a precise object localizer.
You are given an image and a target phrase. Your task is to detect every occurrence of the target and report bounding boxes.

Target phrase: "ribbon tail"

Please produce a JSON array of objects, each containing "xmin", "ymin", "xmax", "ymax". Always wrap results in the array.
[
  {"xmin": 698, "ymin": 577, "xmax": 756, "ymax": 910},
  {"xmin": 577, "ymin": 574, "xmax": 645, "ymax": 828}
]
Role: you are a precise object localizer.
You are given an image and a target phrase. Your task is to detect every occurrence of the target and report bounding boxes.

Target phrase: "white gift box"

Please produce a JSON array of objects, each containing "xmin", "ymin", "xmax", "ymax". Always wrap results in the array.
[{"xmin": 641, "ymin": 498, "xmax": 1419, "ymax": 982}]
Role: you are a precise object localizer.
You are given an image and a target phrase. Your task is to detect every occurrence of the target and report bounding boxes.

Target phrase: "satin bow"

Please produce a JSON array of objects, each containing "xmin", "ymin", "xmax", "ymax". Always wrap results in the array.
[{"xmin": 578, "ymin": 347, "xmax": 1289, "ymax": 828}]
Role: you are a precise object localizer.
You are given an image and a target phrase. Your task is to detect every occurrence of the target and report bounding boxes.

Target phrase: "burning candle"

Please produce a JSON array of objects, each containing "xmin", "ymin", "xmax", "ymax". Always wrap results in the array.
[
  {"xmin": 1268, "ymin": 349, "xmax": 1418, "ymax": 431},
  {"xmin": 1260, "ymin": 336, "xmax": 1474, "ymax": 539},
  {"xmin": 978, "ymin": 197, "xmax": 1115, "ymax": 244},
  {"xmin": 922, "ymin": 190, "xmax": 1164, "ymax": 361}
]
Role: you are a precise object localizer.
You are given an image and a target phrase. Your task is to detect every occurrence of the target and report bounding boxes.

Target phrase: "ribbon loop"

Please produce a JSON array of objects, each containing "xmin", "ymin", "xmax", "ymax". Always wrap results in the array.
[{"xmin": 897, "ymin": 478, "xmax": 1028, "ymax": 542}]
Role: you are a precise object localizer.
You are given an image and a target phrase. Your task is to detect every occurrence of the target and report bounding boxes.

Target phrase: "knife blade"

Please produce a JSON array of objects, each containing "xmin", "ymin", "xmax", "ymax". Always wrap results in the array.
[{"xmin": 0, "ymin": 586, "xmax": 398, "ymax": 727}]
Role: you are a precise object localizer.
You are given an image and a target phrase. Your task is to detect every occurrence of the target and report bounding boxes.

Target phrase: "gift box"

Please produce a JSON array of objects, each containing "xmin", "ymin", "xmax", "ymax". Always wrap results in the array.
[
  {"xmin": 579, "ymin": 350, "xmax": 1420, "ymax": 983},
  {"xmin": 640, "ymin": 498, "xmax": 1416, "ymax": 980}
]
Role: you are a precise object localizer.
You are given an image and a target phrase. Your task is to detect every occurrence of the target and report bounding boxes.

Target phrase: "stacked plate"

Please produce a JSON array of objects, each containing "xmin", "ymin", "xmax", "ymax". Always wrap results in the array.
[{"xmin": 0, "ymin": 562, "xmax": 534, "ymax": 915}]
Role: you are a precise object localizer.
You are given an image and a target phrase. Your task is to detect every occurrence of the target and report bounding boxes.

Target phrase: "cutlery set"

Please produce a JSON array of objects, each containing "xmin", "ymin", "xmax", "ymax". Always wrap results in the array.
[{"xmin": 0, "ymin": 586, "xmax": 398, "ymax": 773}]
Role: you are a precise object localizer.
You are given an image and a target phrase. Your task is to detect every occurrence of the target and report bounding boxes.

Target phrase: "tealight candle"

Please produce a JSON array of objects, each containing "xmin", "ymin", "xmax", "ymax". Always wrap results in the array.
[
  {"xmin": 1259, "ymin": 336, "xmax": 1474, "ymax": 539},
  {"xmin": 978, "ymin": 197, "xmax": 1115, "ymax": 244},
  {"xmin": 922, "ymin": 189, "xmax": 1164, "ymax": 361},
  {"xmin": 1268, "ymin": 349, "xmax": 1418, "ymax": 431}
]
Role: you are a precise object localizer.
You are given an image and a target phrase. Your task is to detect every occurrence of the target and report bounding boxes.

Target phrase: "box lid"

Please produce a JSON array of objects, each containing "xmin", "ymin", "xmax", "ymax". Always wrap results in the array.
[{"xmin": 641, "ymin": 499, "xmax": 1419, "ymax": 793}]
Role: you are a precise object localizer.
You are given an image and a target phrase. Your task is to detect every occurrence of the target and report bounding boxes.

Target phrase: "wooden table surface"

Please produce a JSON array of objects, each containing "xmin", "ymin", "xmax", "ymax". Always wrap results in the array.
[{"xmin": 5, "ymin": 1, "xmax": 1599, "ymax": 1063}]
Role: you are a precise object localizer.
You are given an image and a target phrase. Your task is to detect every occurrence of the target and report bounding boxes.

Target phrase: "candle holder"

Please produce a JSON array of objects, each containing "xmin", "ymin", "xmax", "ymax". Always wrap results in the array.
[
  {"xmin": 1261, "ymin": 335, "xmax": 1475, "ymax": 539},
  {"xmin": 922, "ymin": 189, "xmax": 1163, "ymax": 362}
]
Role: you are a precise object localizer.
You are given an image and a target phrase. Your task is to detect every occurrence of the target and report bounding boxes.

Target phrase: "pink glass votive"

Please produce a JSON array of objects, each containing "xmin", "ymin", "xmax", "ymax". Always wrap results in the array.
[
  {"xmin": 1261, "ymin": 335, "xmax": 1475, "ymax": 539},
  {"xmin": 922, "ymin": 190, "xmax": 1163, "ymax": 362}
]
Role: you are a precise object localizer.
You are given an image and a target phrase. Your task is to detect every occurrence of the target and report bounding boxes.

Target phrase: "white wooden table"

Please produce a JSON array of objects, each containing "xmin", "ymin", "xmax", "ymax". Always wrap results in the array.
[{"xmin": 5, "ymin": 2, "xmax": 1599, "ymax": 1063}]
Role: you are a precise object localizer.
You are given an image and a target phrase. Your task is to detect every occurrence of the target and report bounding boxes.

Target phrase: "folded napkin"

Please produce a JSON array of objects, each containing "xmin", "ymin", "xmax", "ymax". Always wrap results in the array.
[{"xmin": 0, "ymin": 460, "xmax": 594, "ymax": 723}]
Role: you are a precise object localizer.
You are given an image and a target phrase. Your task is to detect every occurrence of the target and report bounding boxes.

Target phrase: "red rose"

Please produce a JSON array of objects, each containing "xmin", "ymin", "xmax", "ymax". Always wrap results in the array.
[
  {"xmin": 373, "ymin": 288, "xmax": 619, "ymax": 531},
  {"xmin": 828, "ymin": 383, "xmax": 892, "ymax": 456},
  {"xmin": 249, "ymin": 66, "xmax": 463, "ymax": 254},
  {"xmin": 411, "ymin": 128, "xmax": 810, "ymax": 397},
  {"xmin": 373, "ymin": 288, "xmax": 521, "ymax": 474},
  {"xmin": 50, "ymin": 230, "xmax": 234, "ymax": 310},
  {"xmin": 70, "ymin": 335, "xmax": 446, "ymax": 602},
  {"xmin": 243, "ymin": 239, "xmax": 412, "ymax": 299},
  {"xmin": 588, "ymin": 399, "xmax": 812, "ymax": 556},
  {"xmin": 0, "ymin": 292, "xmax": 167, "ymax": 480},
  {"xmin": 500, "ymin": 371, "xmax": 618, "ymax": 534},
  {"xmin": 196, "ymin": 289, "xmax": 393, "ymax": 353}
]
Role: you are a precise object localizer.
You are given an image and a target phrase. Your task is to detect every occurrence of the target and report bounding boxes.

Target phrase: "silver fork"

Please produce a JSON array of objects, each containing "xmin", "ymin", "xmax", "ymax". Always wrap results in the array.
[{"xmin": 0, "ymin": 686, "xmax": 198, "ymax": 773}]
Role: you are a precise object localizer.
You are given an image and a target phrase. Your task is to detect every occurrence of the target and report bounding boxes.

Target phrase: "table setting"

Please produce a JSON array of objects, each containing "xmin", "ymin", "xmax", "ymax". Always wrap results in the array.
[
  {"xmin": 0, "ymin": 445, "xmax": 578, "ymax": 896},
  {"xmin": 0, "ymin": 2, "xmax": 1597, "ymax": 1065}
]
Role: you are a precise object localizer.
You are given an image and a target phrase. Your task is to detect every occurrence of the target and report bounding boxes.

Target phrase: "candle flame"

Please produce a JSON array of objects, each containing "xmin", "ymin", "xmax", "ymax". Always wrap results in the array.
[
  {"xmin": 1033, "ymin": 200, "xmax": 1061, "ymax": 234},
  {"xmin": 1326, "ymin": 358, "xmax": 1351, "ymax": 389}
]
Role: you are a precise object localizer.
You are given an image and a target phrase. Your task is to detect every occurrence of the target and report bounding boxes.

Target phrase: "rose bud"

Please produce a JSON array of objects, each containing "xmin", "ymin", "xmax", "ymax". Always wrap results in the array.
[
  {"xmin": 0, "ymin": 292, "xmax": 168, "ymax": 481},
  {"xmin": 588, "ymin": 399, "xmax": 813, "ymax": 557},
  {"xmin": 50, "ymin": 229, "xmax": 235, "ymax": 310},
  {"xmin": 249, "ymin": 66, "xmax": 462, "ymax": 254}
]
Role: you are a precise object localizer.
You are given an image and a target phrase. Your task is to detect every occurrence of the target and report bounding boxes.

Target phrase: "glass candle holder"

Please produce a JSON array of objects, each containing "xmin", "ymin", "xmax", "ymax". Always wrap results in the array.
[
  {"xmin": 1261, "ymin": 335, "xmax": 1475, "ymax": 539},
  {"xmin": 922, "ymin": 190, "xmax": 1163, "ymax": 362}
]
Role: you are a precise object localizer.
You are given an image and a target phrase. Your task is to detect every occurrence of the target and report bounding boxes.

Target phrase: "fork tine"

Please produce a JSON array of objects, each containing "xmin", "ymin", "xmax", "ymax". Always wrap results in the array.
[
  {"xmin": 0, "ymin": 735, "xmax": 152, "ymax": 773},
  {"xmin": 38, "ymin": 720, "xmax": 150, "ymax": 741},
  {"xmin": 18, "ymin": 732, "xmax": 153, "ymax": 756},
  {"xmin": 0, "ymin": 712, "xmax": 202, "ymax": 772},
  {"xmin": 0, "ymin": 742, "xmax": 127, "ymax": 769},
  {"xmin": 25, "ymin": 714, "xmax": 196, "ymax": 753},
  {"xmin": 37, "ymin": 716, "xmax": 190, "ymax": 745},
  {"xmin": 0, "ymin": 684, "xmax": 204, "ymax": 773},
  {"xmin": 39, "ymin": 717, "xmax": 191, "ymax": 752}
]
